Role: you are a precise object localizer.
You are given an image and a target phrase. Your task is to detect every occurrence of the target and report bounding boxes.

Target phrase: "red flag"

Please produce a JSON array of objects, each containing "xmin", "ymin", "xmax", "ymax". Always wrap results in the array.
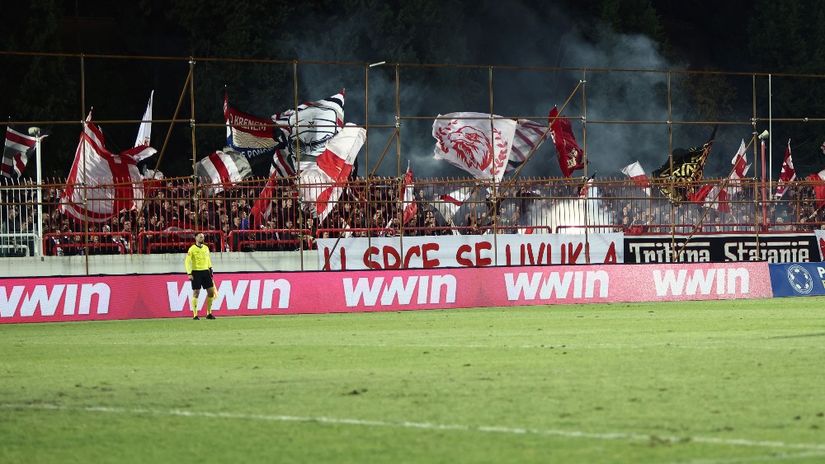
[
  {"xmin": 549, "ymin": 107, "xmax": 584, "ymax": 177},
  {"xmin": 251, "ymin": 173, "xmax": 278, "ymax": 228},
  {"xmin": 689, "ymin": 183, "xmax": 714, "ymax": 203},
  {"xmin": 774, "ymin": 140, "xmax": 795, "ymax": 199},
  {"xmin": 807, "ymin": 169, "xmax": 825, "ymax": 209}
]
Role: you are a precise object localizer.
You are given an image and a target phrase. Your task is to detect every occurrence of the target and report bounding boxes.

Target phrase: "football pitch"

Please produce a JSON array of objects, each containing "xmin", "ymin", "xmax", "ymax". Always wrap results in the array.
[{"xmin": 2, "ymin": 298, "xmax": 824, "ymax": 463}]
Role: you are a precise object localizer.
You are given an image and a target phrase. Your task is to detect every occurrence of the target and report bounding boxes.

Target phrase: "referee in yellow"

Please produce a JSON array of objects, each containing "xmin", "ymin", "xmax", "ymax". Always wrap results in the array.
[{"xmin": 184, "ymin": 232, "xmax": 216, "ymax": 320}]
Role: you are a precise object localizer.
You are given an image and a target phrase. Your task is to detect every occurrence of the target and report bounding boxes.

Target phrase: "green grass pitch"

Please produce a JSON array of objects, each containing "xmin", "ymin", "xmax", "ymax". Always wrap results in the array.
[{"xmin": 2, "ymin": 298, "xmax": 825, "ymax": 463}]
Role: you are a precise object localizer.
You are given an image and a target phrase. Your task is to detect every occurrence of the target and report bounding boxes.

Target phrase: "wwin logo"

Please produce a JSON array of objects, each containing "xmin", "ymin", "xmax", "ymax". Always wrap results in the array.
[
  {"xmin": 166, "ymin": 279, "xmax": 291, "ymax": 312},
  {"xmin": 652, "ymin": 268, "xmax": 750, "ymax": 296},
  {"xmin": 342, "ymin": 275, "xmax": 457, "ymax": 307},
  {"xmin": 0, "ymin": 283, "xmax": 111, "ymax": 318}
]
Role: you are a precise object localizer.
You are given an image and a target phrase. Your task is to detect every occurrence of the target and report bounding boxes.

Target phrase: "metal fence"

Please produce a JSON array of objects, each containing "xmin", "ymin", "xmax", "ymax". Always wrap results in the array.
[
  {"xmin": 4, "ymin": 52, "xmax": 825, "ymax": 261},
  {"xmin": 0, "ymin": 175, "xmax": 820, "ymax": 258}
]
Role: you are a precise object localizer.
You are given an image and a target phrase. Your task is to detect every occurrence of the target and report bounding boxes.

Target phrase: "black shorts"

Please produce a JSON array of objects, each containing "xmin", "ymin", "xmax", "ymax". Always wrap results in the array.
[{"xmin": 190, "ymin": 270, "xmax": 214, "ymax": 290}]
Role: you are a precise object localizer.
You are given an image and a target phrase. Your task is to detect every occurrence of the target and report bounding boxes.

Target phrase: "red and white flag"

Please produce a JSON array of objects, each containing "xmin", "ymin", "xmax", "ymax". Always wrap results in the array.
[
  {"xmin": 195, "ymin": 149, "xmax": 253, "ymax": 194},
  {"xmin": 775, "ymin": 140, "xmax": 795, "ymax": 199},
  {"xmin": 506, "ymin": 119, "xmax": 549, "ymax": 172},
  {"xmin": 549, "ymin": 107, "xmax": 584, "ymax": 177},
  {"xmin": 620, "ymin": 161, "xmax": 651, "ymax": 196},
  {"xmin": 434, "ymin": 188, "xmax": 470, "ymax": 226},
  {"xmin": 224, "ymin": 92, "xmax": 292, "ymax": 177},
  {"xmin": 691, "ymin": 183, "xmax": 732, "ymax": 213},
  {"xmin": 2, "ymin": 127, "xmax": 37, "ymax": 179},
  {"xmin": 60, "ymin": 117, "xmax": 156, "ymax": 222},
  {"xmin": 401, "ymin": 161, "xmax": 418, "ymax": 225},
  {"xmin": 807, "ymin": 169, "xmax": 825, "ymax": 209},
  {"xmin": 433, "ymin": 112, "xmax": 516, "ymax": 182},
  {"xmin": 726, "ymin": 139, "xmax": 750, "ymax": 197},
  {"xmin": 299, "ymin": 124, "xmax": 365, "ymax": 223},
  {"xmin": 691, "ymin": 140, "xmax": 750, "ymax": 213}
]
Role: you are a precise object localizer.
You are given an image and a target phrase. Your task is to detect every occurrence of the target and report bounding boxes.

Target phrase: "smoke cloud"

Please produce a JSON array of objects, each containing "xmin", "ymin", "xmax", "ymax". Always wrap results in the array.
[{"xmin": 274, "ymin": 0, "xmax": 750, "ymax": 182}]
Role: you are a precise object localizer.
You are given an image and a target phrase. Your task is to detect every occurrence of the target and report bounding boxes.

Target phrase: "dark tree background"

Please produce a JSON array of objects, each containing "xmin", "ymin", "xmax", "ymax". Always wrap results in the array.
[{"xmin": 1, "ymin": 0, "xmax": 822, "ymax": 177}]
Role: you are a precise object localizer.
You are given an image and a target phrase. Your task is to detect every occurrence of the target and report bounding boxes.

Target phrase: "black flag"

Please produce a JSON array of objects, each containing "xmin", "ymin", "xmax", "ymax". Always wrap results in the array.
[{"xmin": 652, "ymin": 126, "xmax": 717, "ymax": 203}]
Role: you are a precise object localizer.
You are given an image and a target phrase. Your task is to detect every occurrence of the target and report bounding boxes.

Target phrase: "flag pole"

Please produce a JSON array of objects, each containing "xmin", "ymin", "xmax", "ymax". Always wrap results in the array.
[
  {"xmin": 32, "ymin": 127, "xmax": 44, "ymax": 257},
  {"xmin": 674, "ymin": 135, "xmax": 757, "ymax": 260},
  {"xmin": 153, "ymin": 68, "xmax": 192, "ymax": 173},
  {"xmin": 768, "ymin": 74, "xmax": 773, "ymax": 194},
  {"xmin": 505, "ymin": 80, "xmax": 583, "ymax": 185},
  {"xmin": 761, "ymin": 134, "xmax": 768, "ymax": 230},
  {"xmin": 497, "ymin": 80, "xmax": 584, "ymax": 211}
]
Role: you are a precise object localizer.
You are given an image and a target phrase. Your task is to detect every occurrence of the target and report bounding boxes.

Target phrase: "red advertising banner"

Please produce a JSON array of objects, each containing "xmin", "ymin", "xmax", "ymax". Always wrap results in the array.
[
  {"xmin": 1, "ymin": 262, "xmax": 771, "ymax": 324},
  {"xmin": 316, "ymin": 233, "xmax": 624, "ymax": 270}
]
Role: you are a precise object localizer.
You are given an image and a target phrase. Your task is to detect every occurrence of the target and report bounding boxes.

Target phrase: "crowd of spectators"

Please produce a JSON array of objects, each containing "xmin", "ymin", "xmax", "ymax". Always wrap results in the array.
[{"xmin": 0, "ymin": 176, "xmax": 822, "ymax": 257}]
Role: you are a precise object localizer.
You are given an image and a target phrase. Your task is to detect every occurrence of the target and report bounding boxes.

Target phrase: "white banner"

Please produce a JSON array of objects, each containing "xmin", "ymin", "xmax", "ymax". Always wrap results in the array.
[{"xmin": 317, "ymin": 233, "xmax": 624, "ymax": 270}]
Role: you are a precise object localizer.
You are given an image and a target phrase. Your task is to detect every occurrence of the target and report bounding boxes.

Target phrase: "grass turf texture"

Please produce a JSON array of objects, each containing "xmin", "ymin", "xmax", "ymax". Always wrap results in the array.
[{"xmin": 2, "ymin": 298, "xmax": 825, "ymax": 463}]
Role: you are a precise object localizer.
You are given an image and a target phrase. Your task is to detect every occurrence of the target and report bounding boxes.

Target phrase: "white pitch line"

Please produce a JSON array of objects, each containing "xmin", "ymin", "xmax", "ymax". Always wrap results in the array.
[{"xmin": 3, "ymin": 403, "xmax": 825, "ymax": 453}]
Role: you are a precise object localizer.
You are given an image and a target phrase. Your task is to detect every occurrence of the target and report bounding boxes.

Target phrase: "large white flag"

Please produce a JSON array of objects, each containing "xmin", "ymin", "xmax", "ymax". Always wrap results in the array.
[
  {"xmin": 299, "ymin": 124, "xmax": 365, "ymax": 223},
  {"xmin": 61, "ymin": 116, "xmax": 156, "ymax": 223},
  {"xmin": 432, "ymin": 112, "xmax": 516, "ymax": 182},
  {"xmin": 134, "ymin": 90, "xmax": 153, "ymax": 147}
]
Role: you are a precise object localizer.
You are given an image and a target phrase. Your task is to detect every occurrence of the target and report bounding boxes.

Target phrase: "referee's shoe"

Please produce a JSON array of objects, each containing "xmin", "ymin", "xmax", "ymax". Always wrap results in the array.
[{"xmin": 206, "ymin": 314, "xmax": 216, "ymax": 320}]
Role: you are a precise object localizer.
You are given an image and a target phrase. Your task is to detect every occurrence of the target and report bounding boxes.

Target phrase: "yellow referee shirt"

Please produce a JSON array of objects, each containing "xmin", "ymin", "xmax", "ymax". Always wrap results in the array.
[{"xmin": 184, "ymin": 244, "xmax": 212, "ymax": 274}]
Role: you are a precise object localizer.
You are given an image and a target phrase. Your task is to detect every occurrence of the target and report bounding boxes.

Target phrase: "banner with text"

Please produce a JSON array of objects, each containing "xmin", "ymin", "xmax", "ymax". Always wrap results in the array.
[
  {"xmin": 1, "ymin": 261, "xmax": 771, "ymax": 324},
  {"xmin": 624, "ymin": 234, "xmax": 816, "ymax": 264},
  {"xmin": 316, "ymin": 233, "xmax": 623, "ymax": 270}
]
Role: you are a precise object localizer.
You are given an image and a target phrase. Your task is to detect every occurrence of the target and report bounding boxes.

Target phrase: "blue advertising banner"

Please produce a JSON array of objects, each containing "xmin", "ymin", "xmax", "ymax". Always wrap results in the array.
[{"xmin": 769, "ymin": 262, "xmax": 825, "ymax": 297}]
